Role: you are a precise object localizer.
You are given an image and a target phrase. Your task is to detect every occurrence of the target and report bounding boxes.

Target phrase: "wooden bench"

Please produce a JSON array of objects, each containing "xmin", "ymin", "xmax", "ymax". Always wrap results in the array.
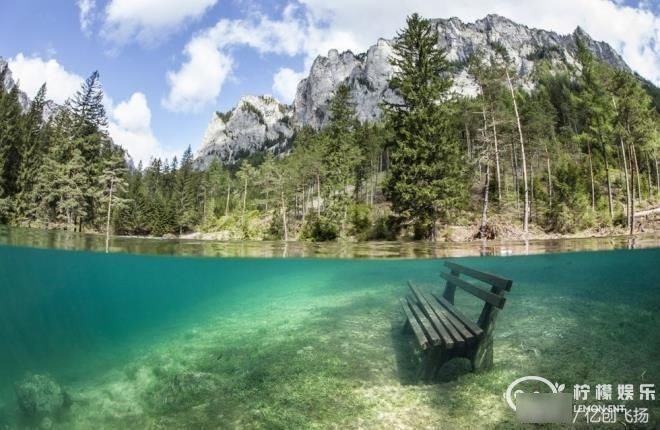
[{"xmin": 400, "ymin": 261, "xmax": 513, "ymax": 380}]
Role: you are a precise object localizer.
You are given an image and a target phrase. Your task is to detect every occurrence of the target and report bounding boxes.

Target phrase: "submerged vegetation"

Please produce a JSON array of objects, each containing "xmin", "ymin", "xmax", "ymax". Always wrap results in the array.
[
  {"xmin": 1, "ymin": 248, "xmax": 659, "ymax": 428},
  {"xmin": 0, "ymin": 15, "xmax": 658, "ymax": 241}
]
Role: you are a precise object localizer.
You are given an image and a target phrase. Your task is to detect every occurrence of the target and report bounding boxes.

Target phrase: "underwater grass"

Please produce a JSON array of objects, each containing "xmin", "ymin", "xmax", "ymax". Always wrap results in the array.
[{"xmin": 1, "ymin": 247, "xmax": 659, "ymax": 429}]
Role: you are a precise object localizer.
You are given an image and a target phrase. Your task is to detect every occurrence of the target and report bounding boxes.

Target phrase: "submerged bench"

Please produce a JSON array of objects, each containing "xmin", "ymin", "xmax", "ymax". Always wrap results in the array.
[{"xmin": 400, "ymin": 261, "xmax": 513, "ymax": 380}]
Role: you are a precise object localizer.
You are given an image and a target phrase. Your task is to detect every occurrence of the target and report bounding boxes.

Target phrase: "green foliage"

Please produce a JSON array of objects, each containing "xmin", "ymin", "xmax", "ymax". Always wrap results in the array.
[
  {"xmin": 385, "ymin": 13, "xmax": 468, "ymax": 240},
  {"xmin": 301, "ymin": 214, "xmax": 338, "ymax": 241},
  {"xmin": 365, "ymin": 215, "xmax": 400, "ymax": 240},
  {"xmin": 215, "ymin": 109, "xmax": 233, "ymax": 122},
  {"xmin": 546, "ymin": 160, "xmax": 594, "ymax": 233},
  {"xmin": 1, "ymin": 12, "xmax": 659, "ymax": 242},
  {"xmin": 348, "ymin": 203, "xmax": 371, "ymax": 237}
]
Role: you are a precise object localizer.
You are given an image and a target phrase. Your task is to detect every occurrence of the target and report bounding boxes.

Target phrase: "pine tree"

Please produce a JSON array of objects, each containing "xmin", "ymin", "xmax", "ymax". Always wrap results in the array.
[
  {"xmin": 236, "ymin": 160, "xmax": 256, "ymax": 229},
  {"xmin": 0, "ymin": 83, "xmax": 25, "ymax": 211},
  {"xmin": 384, "ymin": 13, "xmax": 467, "ymax": 240},
  {"xmin": 68, "ymin": 71, "xmax": 111, "ymax": 229},
  {"xmin": 322, "ymin": 84, "xmax": 362, "ymax": 234},
  {"xmin": 612, "ymin": 70, "xmax": 658, "ymax": 232},
  {"xmin": 573, "ymin": 39, "xmax": 616, "ymax": 222},
  {"xmin": 174, "ymin": 145, "xmax": 198, "ymax": 234},
  {"xmin": 15, "ymin": 83, "xmax": 50, "ymax": 222}
]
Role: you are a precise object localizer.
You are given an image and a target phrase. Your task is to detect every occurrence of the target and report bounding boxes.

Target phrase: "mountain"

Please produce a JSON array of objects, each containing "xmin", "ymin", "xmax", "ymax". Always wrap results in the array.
[
  {"xmin": 0, "ymin": 56, "xmax": 60, "ymax": 121},
  {"xmin": 196, "ymin": 14, "xmax": 632, "ymax": 167},
  {"xmin": 0, "ymin": 57, "xmax": 31, "ymax": 111},
  {"xmin": 196, "ymin": 95, "xmax": 294, "ymax": 168}
]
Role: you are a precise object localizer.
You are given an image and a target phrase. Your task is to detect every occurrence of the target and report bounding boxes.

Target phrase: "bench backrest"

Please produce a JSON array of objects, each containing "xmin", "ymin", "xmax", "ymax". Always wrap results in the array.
[{"xmin": 441, "ymin": 261, "xmax": 513, "ymax": 329}]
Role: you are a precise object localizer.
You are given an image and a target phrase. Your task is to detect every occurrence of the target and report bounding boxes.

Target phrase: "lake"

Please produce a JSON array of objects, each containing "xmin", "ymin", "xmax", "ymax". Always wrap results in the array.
[{"xmin": 0, "ymin": 227, "xmax": 659, "ymax": 428}]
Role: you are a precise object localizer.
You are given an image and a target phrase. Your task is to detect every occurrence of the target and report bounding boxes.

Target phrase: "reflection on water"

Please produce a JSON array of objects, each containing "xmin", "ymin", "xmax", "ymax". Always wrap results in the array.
[{"xmin": 0, "ymin": 225, "xmax": 659, "ymax": 258}]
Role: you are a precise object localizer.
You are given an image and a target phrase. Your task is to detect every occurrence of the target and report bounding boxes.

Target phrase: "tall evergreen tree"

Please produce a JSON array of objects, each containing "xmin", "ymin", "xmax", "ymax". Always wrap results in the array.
[
  {"xmin": 68, "ymin": 71, "xmax": 112, "ymax": 229},
  {"xmin": 384, "ymin": 13, "xmax": 467, "ymax": 240},
  {"xmin": 573, "ymin": 39, "xmax": 616, "ymax": 222}
]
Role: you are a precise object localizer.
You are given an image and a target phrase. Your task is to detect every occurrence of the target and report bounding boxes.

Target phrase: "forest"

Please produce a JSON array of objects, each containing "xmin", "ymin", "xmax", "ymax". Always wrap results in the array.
[{"xmin": 0, "ymin": 14, "xmax": 658, "ymax": 242}]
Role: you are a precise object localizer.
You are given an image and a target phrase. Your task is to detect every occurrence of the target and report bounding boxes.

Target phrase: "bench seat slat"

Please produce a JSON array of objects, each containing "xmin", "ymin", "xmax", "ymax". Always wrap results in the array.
[
  {"xmin": 444, "ymin": 261, "xmax": 512, "ymax": 291},
  {"xmin": 408, "ymin": 282, "xmax": 455, "ymax": 348},
  {"xmin": 440, "ymin": 272, "xmax": 506, "ymax": 309},
  {"xmin": 421, "ymin": 290, "xmax": 474, "ymax": 343},
  {"xmin": 407, "ymin": 296, "xmax": 442, "ymax": 347},
  {"xmin": 432, "ymin": 293, "xmax": 484, "ymax": 338},
  {"xmin": 400, "ymin": 298, "xmax": 429, "ymax": 350}
]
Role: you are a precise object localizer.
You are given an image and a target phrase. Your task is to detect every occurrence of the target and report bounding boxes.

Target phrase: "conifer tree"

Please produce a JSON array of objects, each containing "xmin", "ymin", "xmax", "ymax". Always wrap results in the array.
[
  {"xmin": 574, "ymin": 39, "xmax": 616, "ymax": 221},
  {"xmin": 384, "ymin": 13, "xmax": 467, "ymax": 240},
  {"xmin": 16, "ymin": 83, "xmax": 49, "ymax": 222}
]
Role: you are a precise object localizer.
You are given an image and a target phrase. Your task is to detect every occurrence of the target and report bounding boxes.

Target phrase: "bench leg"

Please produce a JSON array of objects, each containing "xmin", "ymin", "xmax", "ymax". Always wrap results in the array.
[
  {"xmin": 471, "ymin": 338, "xmax": 493, "ymax": 372},
  {"xmin": 471, "ymin": 331, "xmax": 494, "ymax": 372}
]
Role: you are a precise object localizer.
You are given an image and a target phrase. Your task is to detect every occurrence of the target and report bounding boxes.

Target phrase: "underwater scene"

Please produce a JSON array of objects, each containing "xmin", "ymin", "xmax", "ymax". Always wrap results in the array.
[{"xmin": 0, "ymin": 235, "xmax": 659, "ymax": 429}]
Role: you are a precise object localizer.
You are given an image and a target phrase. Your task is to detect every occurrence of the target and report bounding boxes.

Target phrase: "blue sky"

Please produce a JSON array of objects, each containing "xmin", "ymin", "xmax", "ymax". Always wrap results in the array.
[{"xmin": 0, "ymin": 0, "xmax": 657, "ymax": 165}]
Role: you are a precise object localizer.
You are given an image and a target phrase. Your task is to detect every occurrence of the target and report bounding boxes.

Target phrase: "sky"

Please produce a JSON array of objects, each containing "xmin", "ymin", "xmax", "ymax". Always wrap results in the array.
[{"xmin": 0, "ymin": 0, "xmax": 658, "ymax": 166}]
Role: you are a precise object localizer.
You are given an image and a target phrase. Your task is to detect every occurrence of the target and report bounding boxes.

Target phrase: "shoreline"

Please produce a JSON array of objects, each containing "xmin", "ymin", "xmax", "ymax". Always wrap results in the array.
[{"xmin": 2, "ymin": 224, "xmax": 660, "ymax": 259}]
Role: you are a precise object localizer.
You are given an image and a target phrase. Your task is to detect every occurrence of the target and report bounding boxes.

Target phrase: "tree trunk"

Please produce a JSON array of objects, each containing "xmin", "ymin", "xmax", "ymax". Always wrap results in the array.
[
  {"xmin": 202, "ymin": 187, "xmax": 207, "ymax": 224},
  {"xmin": 480, "ymin": 152, "xmax": 491, "ymax": 236},
  {"xmin": 544, "ymin": 141, "xmax": 552, "ymax": 206},
  {"xmin": 646, "ymin": 154, "xmax": 652, "ymax": 200},
  {"xmin": 465, "ymin": 122, "xmax": 472, "ymax": 159},
  {"xmin": 281, "ymin": 189, "xmax": 288, "ymax": 241},
  {"xmin": 587, "ymin": 141, "xmax": 596, "ymax": 212},
  {"xmin": 529, "ymin": 156, "xmax": 535, "ymax": 223},
  {"xmin": 491, "ymin": 111, "xmax": 502, "ymax": 205},
  {"xmin": 599, "ymin": 134, "xmax": 614, "ymax": 221},
  {"xmin": 656, "ymin": 158, "xmax": 660, "ymax": 199},
  {"xmin": 225, "ymin": 183, "xmax": 231, "ymax": 216},
  {"xmin": 510, "ymin": 142, "xmax": 519, "ymax": 211},
  {"xmin": 629, "ymin": 143, "xmax": 636, "ymax": 235},
  {"xmin": 631, "ymin": 144, "xmax": 642, "ymax": 202},
  {"xmin": 301, "ymin": 184, "xmax": 306, "ymax": 223},
  {"xmin": 105, "ymin": 178, "xmax": 114, "ymax": 254},
  {"xmin": 241, "ymin": 177, "xmax": 248, "ymax": 224},
  {"xmin": 431, "ymin": 208, "xmax": 438, "ymax": 242},
  {"xmin": 619, "ymin": 136, "xmax": 631, "ymax": 230},
  {"xmin": 316, "ymin": 173, "xmax": 321, "ymax": 216},
  {"xmin": 479, "ymin": 108, "xmax": 490, "ymax": 235},
  {"xmin": 506, "ymin": 68, "xmax": 530, "ymax": 234}
]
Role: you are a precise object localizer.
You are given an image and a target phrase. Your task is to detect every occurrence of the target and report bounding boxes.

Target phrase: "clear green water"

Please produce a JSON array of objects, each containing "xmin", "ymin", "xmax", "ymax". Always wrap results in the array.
[{"xmin": 0, "ymin": 234, "xmax": 659, "ymax": 428}]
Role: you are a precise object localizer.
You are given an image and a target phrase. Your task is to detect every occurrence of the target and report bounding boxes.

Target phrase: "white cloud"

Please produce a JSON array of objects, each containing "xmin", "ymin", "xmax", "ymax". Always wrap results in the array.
[
  {"xmin": 7, "ymin": 54, "xmax": 83, "ymax": 104},
  {"xmin": 165, "ymin": 0, "xmax": 658, "ymax": 113},
  {"xmin": 109, "ymin": 92, "xmax": 173, "ymax": 165},
  {"xmin": 162, "ymin": 37, "xmax": 234, "ymax": 112},
  {"xmin": 163, "ymin": 4, "xmax": 348, "ymax": 112},
  {"xmin": 78, "ymin": 0, "xmax": 96, "ymax": 35},
  {"xmin": 272, "ymin": 67, "xmax": 305, "ymax": 103},
  {"xmin": 102, "ymin": 0, "xmax": 218, "ymax": 46},
  {"xmin": 7, "ymin": 53, "xmax": 167, "ymax": 165}
]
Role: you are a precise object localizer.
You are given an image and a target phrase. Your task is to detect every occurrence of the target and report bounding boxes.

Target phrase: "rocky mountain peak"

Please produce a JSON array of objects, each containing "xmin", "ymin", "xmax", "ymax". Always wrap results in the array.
[
  {"xmin": 195, "ymin": 14, "xmax": 634, "ymax": 167},
  {"xmin": 195, "ymin": 94, "xmax": 293, "ymax": 168},
  {"xmin": 0, "ymin": 57, "xmax": 31, "ymax": 112}
]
